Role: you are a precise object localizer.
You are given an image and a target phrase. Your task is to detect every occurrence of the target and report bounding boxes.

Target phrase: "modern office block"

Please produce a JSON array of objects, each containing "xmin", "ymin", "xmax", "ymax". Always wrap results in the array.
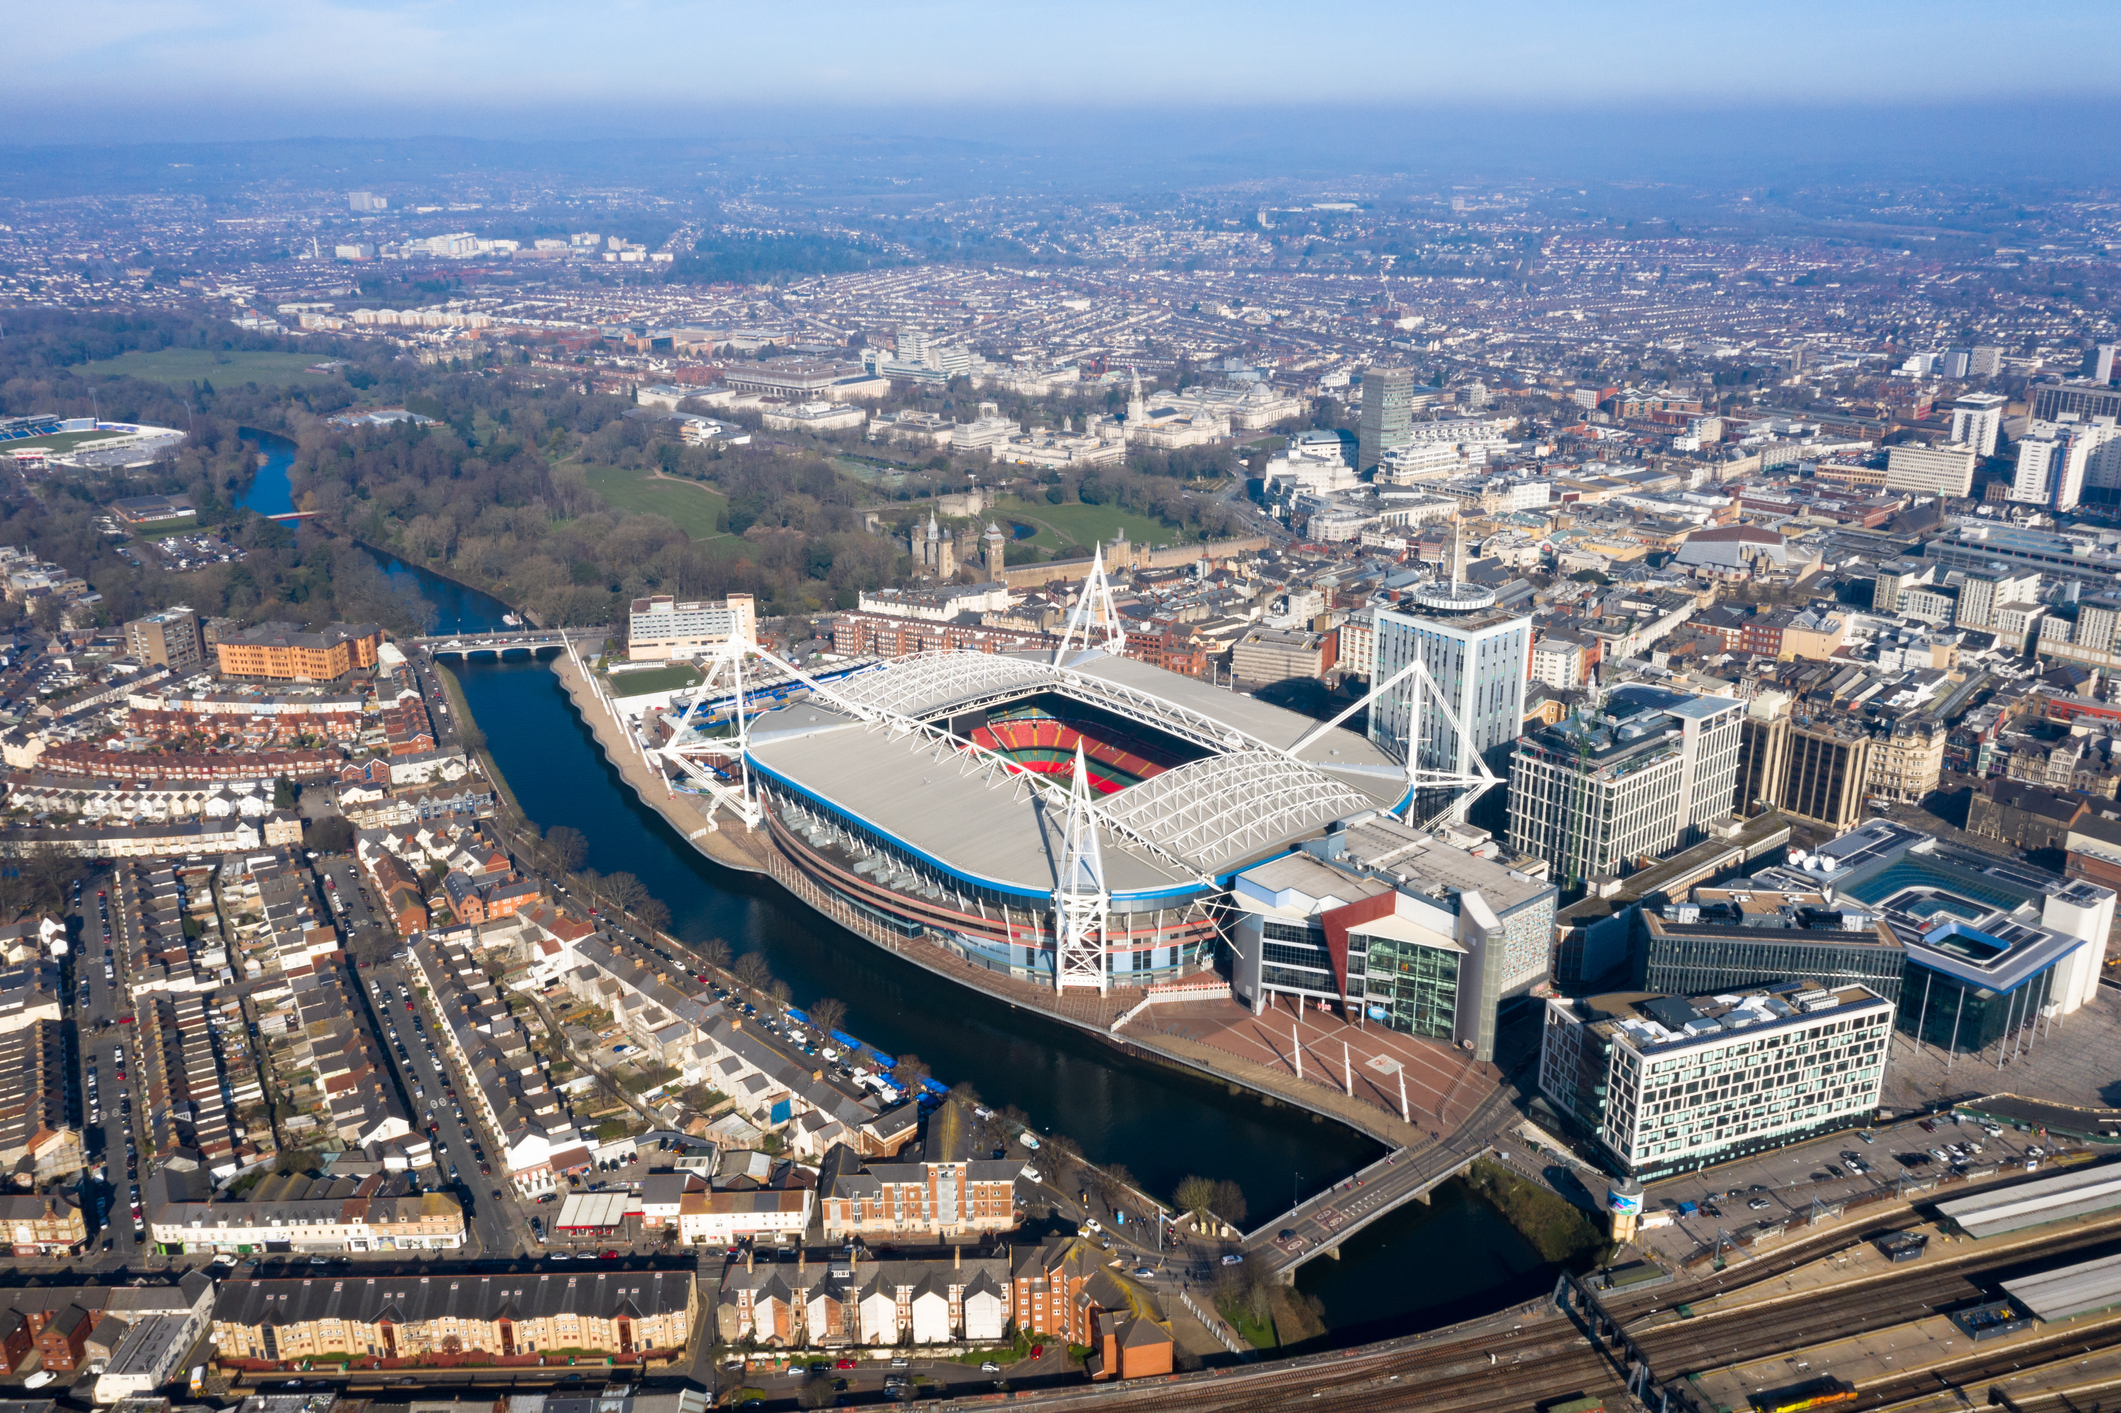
[
  {"xmin": 1357, "ymin": 365, "xmax": 1416, "ymax": 471},
  {"xmin": 1539, "ymin": 980, "xmax": 1894, "ymax": 1180},
  {"xmin": 1508, "ymin": 684, "xmax": 1743, "ymax": 887}
]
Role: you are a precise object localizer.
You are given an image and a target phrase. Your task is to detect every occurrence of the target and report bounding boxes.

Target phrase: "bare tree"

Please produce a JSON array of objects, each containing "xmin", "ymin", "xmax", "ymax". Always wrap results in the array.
[
  {"xmin": 543, "ymin": 825, "xmax": 589, "ymax": 873},
  {"xmin": 697, "ymin": 937, "xmax": 733, "ymax": 971},
  {"xmin": 766, "ymin": 979, "xmax": 793, "ymax": 1007},
  {"xmin": 1174, "ymin": 1175, "xmax": 1217, "ymax": 1220},
  {"xmin": 806, "ymin": 996, "xmax": 847, "ymax": 1040},
  {"xmin": 1211, "ymin": 1179, "xmax": 1249, "ymax": 1226},
  {"xmin": 635, "ymin": 896, "xmax": 671, "ymax": 933},
  {"xmin": 891, "ymin": 1053, "xmax": 931, "ymax": 1092},
  {"xmin": 603, "ymin": 872, "xmax": 651, "ymax": 918},
  {"xmin": 731, "ymin": 951, "xmax": 773, "ymax": 991}
]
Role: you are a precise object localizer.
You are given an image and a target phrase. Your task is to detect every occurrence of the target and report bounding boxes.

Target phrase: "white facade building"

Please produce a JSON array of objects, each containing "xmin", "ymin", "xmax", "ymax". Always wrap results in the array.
[
  {"xmin": 627, "ymin": 593, "xmax": 758, "ymax": 660},
  {"xmin": 1508, "ymin": 684, "xmax": 1743, "ymax": 886},
  {"xmin": 1885, "ymin": 442, "xmax": 1978, "ymax": 499},
  {"xmin": 1538, "ymin": 982, "xmax": 1894, "ymax": 1180},
  {"xmin": 1950, "ymin": 392, "xmax": 2008, "ymax": 458}
]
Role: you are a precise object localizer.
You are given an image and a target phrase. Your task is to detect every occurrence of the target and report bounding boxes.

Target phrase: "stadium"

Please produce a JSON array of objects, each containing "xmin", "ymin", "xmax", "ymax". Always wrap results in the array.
[{"xmin": 669, "ymin": 645, "xmax": 1411, "ymax": 990}]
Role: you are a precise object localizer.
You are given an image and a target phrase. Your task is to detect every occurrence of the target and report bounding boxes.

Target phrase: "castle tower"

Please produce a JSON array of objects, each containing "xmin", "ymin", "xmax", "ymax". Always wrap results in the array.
[{"xmin": 983, "ymin": 522, "xmax": 1006, "ymax": 579}]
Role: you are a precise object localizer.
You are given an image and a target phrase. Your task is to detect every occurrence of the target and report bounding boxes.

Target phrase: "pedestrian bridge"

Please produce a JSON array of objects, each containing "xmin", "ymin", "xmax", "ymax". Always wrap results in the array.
[{"xmin": 1240, "ymin": 1087, "xmax": 1519, "ymax": 1278}]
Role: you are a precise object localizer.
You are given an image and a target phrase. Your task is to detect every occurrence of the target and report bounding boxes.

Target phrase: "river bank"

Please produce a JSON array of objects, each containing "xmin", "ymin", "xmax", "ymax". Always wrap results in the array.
[{"xmin": 396, "ymin": 555, "xmax": 1570, "ymax": 1343}]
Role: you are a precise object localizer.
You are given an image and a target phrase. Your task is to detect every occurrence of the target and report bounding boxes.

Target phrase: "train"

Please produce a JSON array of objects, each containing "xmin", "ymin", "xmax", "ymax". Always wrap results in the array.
[{"xmin": 1754, "ymin": 1378, "xmax": 1857, "ymax": 1413}]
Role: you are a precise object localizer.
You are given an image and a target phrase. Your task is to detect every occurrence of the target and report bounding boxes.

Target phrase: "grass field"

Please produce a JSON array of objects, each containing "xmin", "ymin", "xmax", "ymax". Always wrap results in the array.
[
  {"xmin": 606, "ymin": 663, "xmax": 704, "ymax": 698},
  {"xmin": 0, "ymin": 429, "xmax": 130, "ymax": 454},
  {"xmin": 78, "ymin": 348, "xmax": 340, "ymax": 387},
  {"xmin": 994, "ymin": 496, "xmax": 1186, "ymax": 554},
  {"xmin": 128, "ymin": 518, "xmax": 205, "ymax": 539},
  {"xmin": 585, "ymin": 465, "xmax": 731, "ymax": 541}
]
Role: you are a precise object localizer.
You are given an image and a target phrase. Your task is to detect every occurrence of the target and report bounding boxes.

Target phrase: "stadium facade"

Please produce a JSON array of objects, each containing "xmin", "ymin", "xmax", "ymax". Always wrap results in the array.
[{"xmin": 697, "ymin": 648, "xmax": 1413, "ymax": 989}]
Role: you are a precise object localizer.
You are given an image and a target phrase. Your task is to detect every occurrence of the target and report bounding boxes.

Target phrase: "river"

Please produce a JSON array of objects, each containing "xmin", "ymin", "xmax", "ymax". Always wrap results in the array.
[{"xmin": 241, "ymin": 448, "xmax": 1561, "ymax": 1343}]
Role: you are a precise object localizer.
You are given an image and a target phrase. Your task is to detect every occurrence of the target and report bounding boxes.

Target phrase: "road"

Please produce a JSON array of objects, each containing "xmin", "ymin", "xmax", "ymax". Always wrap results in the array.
[
  {"xmin": 78, "ymin": 868, "xmax": 147, "ymax": 1258},
  {"xmin": 357, "ymin": 955, "xmax": 539, "ymax": 1259}
]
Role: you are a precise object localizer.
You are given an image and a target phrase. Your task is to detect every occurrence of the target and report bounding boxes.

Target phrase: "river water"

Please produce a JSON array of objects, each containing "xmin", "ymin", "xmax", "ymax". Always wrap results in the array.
[{"xmin": 239, "ymin": 440, "xmax": 1558, "ymax": 1343}]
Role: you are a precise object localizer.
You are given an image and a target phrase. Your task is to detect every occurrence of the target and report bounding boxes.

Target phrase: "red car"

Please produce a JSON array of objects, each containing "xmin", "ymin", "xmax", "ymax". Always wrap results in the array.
[
  {"xmin": 1030, "ymin": 1346, "xmax": 1043, "ymax": 1359},
  {"xmin": 600, "ymin": 1250, "xmax": 620, "ymax": 1259},
  {"xmin": 835, "ymin": 1359, "xmax": 856, "ymax": 1370},
  {"xmin": 117, "ymin": 1015, "xmax": 134, "ymax": 1025}
]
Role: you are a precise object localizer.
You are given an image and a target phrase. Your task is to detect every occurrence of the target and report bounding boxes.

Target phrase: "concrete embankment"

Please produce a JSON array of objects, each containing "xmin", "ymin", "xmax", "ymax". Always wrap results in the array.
[{"xmin": 543, "ymin": 652, "xmax": 1431, "ymax": 1152}]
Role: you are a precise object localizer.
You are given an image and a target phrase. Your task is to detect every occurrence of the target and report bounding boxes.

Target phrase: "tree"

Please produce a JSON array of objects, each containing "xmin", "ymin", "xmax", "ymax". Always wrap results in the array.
[
  {"xmin": 634, "ymin": 896, "xmax": 671, "ymax": 933},
  {"xmin": 1174, "ymin": 1175, "xmax": 1218, "ymax": 1220},
  {"xmin": 891, "ymin": 1053, "xmax": 931, "ymax": 1092},
  {"xmin": 1212, "ymin": 1179, "xmax": 1249, "ymax": 1226},
  {"xmin": 806, "ymin": 996, "xmax": 847, "ymax": 1040},
  {"xmin": 543, "ymin": 825, "xmax": 588, "ymax": 873},
  {"xmin": 697, "ymin": 937, "xmax": 733, "ymax": 971},
  {"xmin": 307, "ymin": 817, "xmax": 355, "ymax": 854},
  {"xmin": 603, "ymin": 871, "xmax": 650, "ymax": 918},
  {"xmin": 272, "ymin": 775, "xmax": 297, "ymax": 809},
  {"xmin": 766, "ymin": 979, "xmax": 793, "ymax": 1007},
  {"xmin": 731, "ymin": 951, "xmax": 773, "ymax": 991}
]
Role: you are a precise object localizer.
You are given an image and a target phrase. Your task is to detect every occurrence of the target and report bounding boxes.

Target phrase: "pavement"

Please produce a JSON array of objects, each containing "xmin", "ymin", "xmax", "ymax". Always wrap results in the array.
[{"xmin": 1141, "ymin": 991, "xmax": 1499, "ymax": 1129}]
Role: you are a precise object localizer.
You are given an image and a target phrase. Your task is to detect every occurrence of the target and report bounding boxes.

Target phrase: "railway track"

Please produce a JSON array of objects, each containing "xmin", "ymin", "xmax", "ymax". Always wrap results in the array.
[{"xmin": 994, "ymin": 1223, "xmax": 2121, "ymax": 1413}]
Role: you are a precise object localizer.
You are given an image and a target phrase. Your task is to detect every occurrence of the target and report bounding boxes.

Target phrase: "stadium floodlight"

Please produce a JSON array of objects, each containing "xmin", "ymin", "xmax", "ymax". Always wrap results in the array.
[
  {"xmin": 1052, "ymin": 543, "xmax": 1129, "ymax": 664},
  {"xmin": 1053, "ymin": 743, "xmax": 1109, "ymax": 996},
  {"xmin": 1287, "ymin": 651, "xmax": 1498, "ymax": 828}
]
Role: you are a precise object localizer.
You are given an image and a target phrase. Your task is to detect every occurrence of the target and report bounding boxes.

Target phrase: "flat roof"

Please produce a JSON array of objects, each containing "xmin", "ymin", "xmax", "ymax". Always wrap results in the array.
[
  {"xmin": 1936, "ymin": 1162, "xmax": 2121, "ymax": 1240},
  {"xmin": 2002, "ymin": 1250, "xmax": 2121, "ymax": 1321},
  {"xmin": 554, "ymin": 1191, "xmax": 629, "ymax": 1230}
]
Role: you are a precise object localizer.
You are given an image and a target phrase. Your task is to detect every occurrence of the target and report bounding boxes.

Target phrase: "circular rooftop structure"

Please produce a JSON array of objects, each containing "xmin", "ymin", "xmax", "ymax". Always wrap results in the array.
[{"xmin": 1410, "ymin": 580, "xmax": 1498, "ymax": 614}]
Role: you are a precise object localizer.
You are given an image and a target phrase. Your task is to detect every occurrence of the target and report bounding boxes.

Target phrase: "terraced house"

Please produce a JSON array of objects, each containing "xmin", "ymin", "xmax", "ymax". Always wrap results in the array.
[
  {"xmin": 147, "ymin": 1169, "xmax": 465, "ymax": 1252},
  {"xmin": 211, "ymin": 1269, "xmax": 693, "ymax": 1360}
]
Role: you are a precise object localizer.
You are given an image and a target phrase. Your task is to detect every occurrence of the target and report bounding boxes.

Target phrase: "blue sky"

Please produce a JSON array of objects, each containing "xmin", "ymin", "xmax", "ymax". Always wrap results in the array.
[{"xmin": 9, "ymin": 1, "xmax": 2121, "ymax": 143}]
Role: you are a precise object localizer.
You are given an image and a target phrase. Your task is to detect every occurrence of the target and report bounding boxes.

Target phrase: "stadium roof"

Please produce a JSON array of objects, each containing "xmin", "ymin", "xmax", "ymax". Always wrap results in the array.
[
  {"xmin": 1935, "ymin": 1162, "xmax": 2121, "ymax": 1240},
  {"xmin": 741, "ymin": 649, "xmax": 1406, "ymax": 897}
]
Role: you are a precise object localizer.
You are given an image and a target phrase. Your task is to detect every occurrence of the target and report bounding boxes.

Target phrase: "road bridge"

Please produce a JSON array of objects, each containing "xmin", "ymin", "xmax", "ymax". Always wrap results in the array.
[
  {"xmin": 1244, "ymin": 1085, "xmax": 1520, "ymax": 1279},
  {"xmin": 409, "ymin": 629, "xmax": 589, "ymax": 657}
]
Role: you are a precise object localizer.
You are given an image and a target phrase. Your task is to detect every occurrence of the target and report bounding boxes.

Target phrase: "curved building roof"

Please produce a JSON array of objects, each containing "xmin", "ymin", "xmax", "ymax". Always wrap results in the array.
[{"xmin": 737, "ymin": 649, "xmax": 1407, "ymax": 900}]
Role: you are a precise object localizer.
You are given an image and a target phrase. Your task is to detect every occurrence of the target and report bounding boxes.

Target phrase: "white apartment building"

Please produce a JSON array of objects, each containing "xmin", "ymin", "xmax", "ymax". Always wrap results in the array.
[
  {"xmin": 1336, "ymin": 612, "xmax": 1374, "ymax": 679},
  {"xmin": 1538, "ymin": 981, "xmax": 1894, "ymax": 1180},
  {"xmin": 1950, "ymin": 392, "xmax": 2008, "ymax": 458},
  {"xmin": 1885, "ymin": 442, "xmax": 1978, "ymax": 498},
  {"xmin": 1529, "ymin": 637, "xmax": 1583, "ymax": 690},
  {"xmin": 2010, "ymin": 421, "xmax": 2121, "ymax": 512},
  {"xmin": 627, "ymin": 593, "xmax": 757, "ymax": 660},
  {"xmin": 1369, "ymin": 586, "xmax": 1532, "ymax": 816},
  {"xmin": 1508, "ymin": 684, "xmax": 1743, "ymax": 886}
]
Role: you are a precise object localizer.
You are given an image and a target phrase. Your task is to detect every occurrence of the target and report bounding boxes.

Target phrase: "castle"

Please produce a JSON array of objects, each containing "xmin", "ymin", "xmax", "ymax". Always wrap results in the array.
[{"xmin": 909, "ymin": 513, "xmax": 1008, "ymax": 581}]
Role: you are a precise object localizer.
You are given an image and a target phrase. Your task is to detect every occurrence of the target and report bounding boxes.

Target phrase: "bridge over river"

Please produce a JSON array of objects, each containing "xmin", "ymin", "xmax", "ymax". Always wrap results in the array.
[
  {"xmin": 409, "ymin": 628, "xmax": 593, "ymax": 657},
  {"xmin": 1244, "ymin": 1085, "xmax": 1522, "ymax": 1279}
]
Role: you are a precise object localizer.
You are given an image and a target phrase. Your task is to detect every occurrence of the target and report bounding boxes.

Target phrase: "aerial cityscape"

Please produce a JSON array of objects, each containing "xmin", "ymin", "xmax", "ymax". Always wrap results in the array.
[{"xmin": 1, "ymin": 7, "xmax": 2121, "ymax": 1413}]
